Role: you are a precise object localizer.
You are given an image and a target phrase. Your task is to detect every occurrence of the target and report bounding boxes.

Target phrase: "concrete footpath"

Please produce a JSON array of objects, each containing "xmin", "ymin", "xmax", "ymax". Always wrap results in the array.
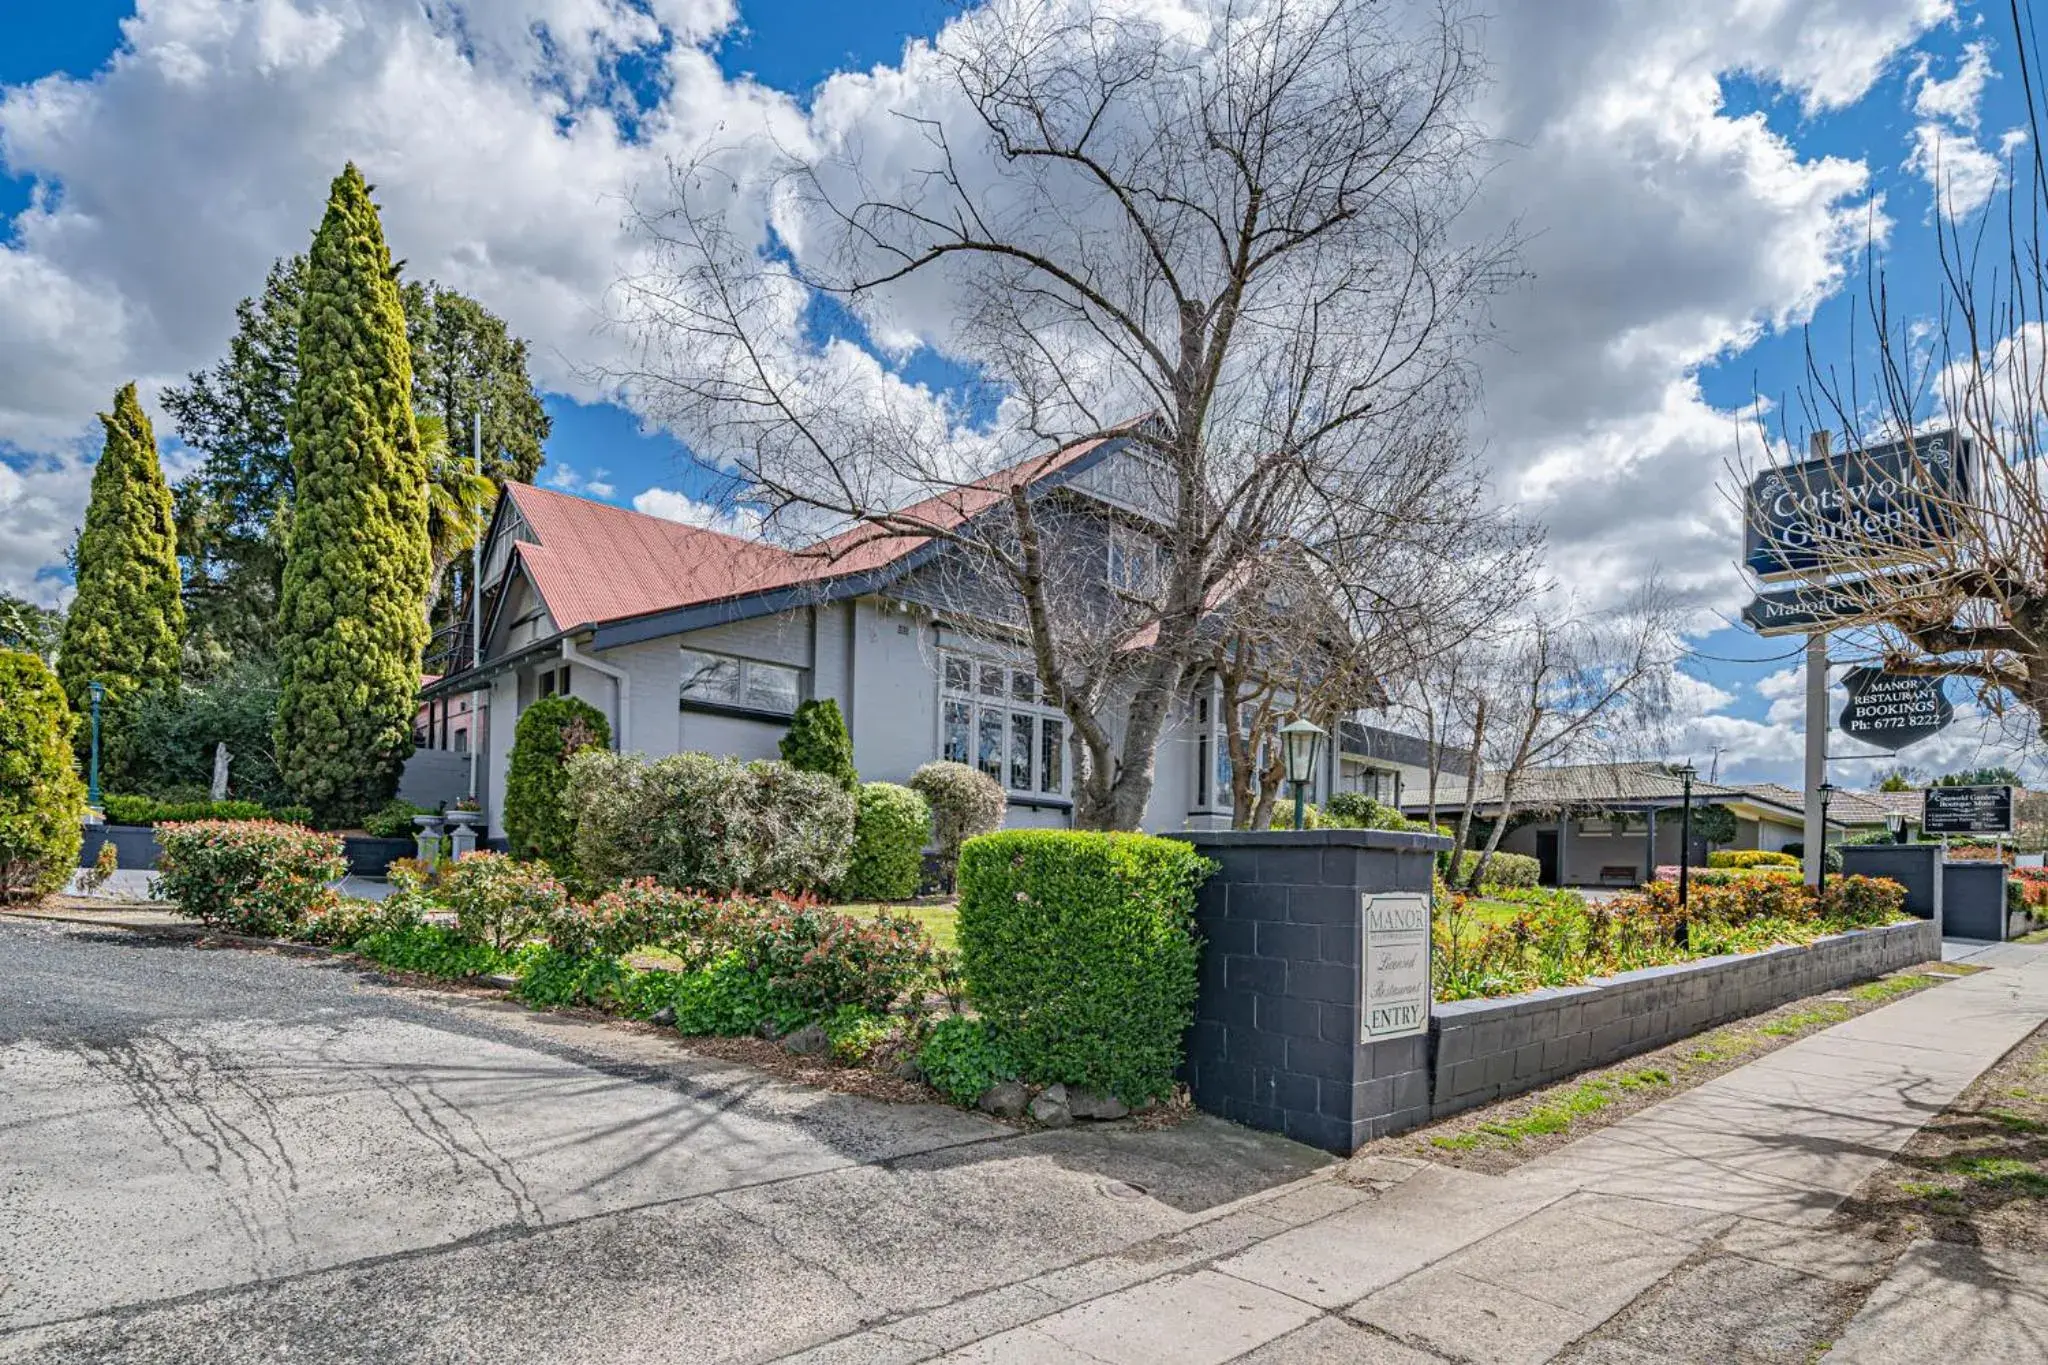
[{"xmin": 779, "ymin": 945, "xmax": 2048, "ymax": 1364}]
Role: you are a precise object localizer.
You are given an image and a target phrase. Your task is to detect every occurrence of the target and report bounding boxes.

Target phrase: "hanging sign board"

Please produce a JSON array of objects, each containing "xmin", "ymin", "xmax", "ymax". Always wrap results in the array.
[
  {"xmin": 1923, "ymin": 785, "xmax": 2014, "ymax": 836},
  {"xmin": 1740, "ymin": 574, "xmax": 1936, "ymax": 637},
  {"xmin": 1360, "ymin": 893, "xmax": 1430, "ymax": 1041},
  {"xmin": 1744, "ymin": 431, "xmax": 1968, "ymax": 582},
  {"xmin": 1837, "ymin": 667, "xmax": 1955, "ymax": 752}
]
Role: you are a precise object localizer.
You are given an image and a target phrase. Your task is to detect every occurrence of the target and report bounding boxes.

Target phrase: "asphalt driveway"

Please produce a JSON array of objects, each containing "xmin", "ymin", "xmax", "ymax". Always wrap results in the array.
[{"xmin": 0, "ymin": 916, "xmax": 1323, "ymax": 1364}]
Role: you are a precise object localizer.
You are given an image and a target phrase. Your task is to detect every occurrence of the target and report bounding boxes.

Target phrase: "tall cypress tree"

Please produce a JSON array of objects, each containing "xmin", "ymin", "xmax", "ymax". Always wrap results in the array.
[
  {"xmin": 275, "ymin": 164, "xmax": 431, "ymax": 825},
  {"xmin": 57, "ymin": 383, "xmax": 185, "ymax": 729}
]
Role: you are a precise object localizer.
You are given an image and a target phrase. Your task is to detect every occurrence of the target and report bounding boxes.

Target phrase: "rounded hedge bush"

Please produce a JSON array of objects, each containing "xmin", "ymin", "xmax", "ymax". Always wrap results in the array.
[
  {"xmin": 956, "ymin": 829, "xmax": 1215, "ymax": 1104},
  {"xmin": 1451, "ymin": 849, "xmax": 1541, "ymax": 888},
  {"xmin": 564, "ymin": 749, "xmax": 854, "ymax": 895},
  {"xmin": 0, "ymin": 648, "xmax": 87, "ymax": 901},
  {"xmin": 841, "ymin": 782, "xmax": 932, "ymax": 902},
  {"xmin": 153, "ymin": 820, "xmax": 346, "ymax": 935},
  {"xmin": 503, "ymin": 695, "xmax": 611, "ymax": 873},
  {"xmin": 910, "ymin": 760, "xmax": 1006, "ymax": 889}
]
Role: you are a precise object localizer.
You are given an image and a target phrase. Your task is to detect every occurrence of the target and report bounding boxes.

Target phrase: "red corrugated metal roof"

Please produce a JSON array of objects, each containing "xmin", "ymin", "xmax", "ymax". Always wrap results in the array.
[{"xmin": 502, "ymin": 426, "xmax": 1131, "ymax": 631}]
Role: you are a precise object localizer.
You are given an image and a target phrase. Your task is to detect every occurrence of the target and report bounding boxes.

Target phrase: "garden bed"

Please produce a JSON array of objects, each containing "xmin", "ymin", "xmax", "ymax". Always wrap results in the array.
[{"xmin": 1430, "ymin": 917, "xmax": 1941, "ymax": 1117}]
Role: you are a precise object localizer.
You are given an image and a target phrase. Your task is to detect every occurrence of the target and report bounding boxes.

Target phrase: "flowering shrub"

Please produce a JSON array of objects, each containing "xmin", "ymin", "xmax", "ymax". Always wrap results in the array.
[
  {"xmin": 154, "ymin": 820, "xmax": 346, "ymax": 936},
  {"xmin": 1434, "ymin": 873, "xmax": 1912, "ymax": 1001},
  {"xmin": 436, "ymin": 853, "xmax": 570, "ymax": 953},
  {"xmin": 1654, "ymin": 865, "xmax": 1801, "ymax": 886},
  {"xmin": 741, "ymin": 905, "xmax": 942, "ymax": 1015}
]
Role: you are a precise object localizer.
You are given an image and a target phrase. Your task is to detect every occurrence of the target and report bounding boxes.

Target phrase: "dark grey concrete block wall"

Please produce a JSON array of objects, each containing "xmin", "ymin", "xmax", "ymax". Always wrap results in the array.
[
  {"xmin": 1429, "ymin": 918, "xmax": 1939, "ymax": 1118},
  {"xmin": 1840, "ymin": 844, "xmax": 1941, "ymax": 921},
  {"xmin": 1174, "ymin": 829, "xmax": 1446, "ymax": 1154}
]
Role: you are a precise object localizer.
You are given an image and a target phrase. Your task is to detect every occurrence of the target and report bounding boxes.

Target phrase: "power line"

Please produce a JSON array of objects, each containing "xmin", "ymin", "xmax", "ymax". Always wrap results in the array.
[{"xmin": 1680, "ymin": 641, "xmax": 1809, "ymax": 665}]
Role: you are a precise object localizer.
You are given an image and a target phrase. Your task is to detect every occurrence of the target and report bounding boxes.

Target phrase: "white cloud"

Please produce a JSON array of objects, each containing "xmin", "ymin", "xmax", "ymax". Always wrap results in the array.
[
  {"xmin": 1903, "ymin": 39, "xmax": 2025, "ymax": 217},
  {"xmin": 632, "ymin": 485, "xmax": 764, "ymax": 537},
  {"xmin": 0, "ymin": 0, "xmax": 1973, "ymax": 633}
]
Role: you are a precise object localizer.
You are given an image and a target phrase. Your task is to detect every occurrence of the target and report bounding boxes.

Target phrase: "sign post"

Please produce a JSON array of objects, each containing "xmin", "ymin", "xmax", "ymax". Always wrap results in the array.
[{"xmin": 1803, "ymin": 634, "xmax": 1828, "ymax": 887}]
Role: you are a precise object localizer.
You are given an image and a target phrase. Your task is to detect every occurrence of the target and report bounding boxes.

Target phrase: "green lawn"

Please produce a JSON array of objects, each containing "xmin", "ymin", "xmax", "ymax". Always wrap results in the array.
[{"xmin": 838, "ymin": 900, "xmax": 960, "ymax": 951}]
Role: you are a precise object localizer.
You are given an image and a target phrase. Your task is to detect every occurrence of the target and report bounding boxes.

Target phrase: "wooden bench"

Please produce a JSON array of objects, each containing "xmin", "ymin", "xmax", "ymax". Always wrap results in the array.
[{"xmin": 1597, "ymin": 865, "xmax": 1639, "ymax": 886}]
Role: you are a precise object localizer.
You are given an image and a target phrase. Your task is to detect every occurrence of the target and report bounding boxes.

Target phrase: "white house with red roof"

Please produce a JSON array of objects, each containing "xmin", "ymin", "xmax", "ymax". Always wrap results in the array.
[{"xmin": 419, "ymin": 428, "xmax": 1435, "ymax": 840}]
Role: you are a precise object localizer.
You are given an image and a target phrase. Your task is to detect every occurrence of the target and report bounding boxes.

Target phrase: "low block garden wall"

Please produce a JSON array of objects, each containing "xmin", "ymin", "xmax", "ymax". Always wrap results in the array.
[{"xmin": 1427, "ymin": 917, "xmax": 1941, "ymax": 1119}]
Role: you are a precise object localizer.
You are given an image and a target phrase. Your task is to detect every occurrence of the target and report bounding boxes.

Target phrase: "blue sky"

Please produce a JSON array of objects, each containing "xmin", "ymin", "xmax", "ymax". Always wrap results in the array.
[{"xmin": 0, "ymin": 1, "xmax": 2038, "ymax": 784}]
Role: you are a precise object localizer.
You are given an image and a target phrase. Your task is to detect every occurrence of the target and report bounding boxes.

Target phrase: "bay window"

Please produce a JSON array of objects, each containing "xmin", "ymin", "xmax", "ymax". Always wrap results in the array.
[{"xmin": 941, "ymin": 652, "xmax": 1067, "ymax": 799}]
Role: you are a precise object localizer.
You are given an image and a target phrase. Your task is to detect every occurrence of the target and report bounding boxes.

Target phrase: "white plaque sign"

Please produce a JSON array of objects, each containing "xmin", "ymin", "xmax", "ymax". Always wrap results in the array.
[{"xmin": 1361, "ymin": 892, "xmax": 1431, "ymax": 1041}]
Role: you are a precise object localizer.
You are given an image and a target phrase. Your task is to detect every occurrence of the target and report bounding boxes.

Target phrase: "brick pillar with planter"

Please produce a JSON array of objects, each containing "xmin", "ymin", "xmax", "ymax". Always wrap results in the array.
[{"xmin": 1172, "ymin": 828, "xmax": 1448, "ymax": 1154}]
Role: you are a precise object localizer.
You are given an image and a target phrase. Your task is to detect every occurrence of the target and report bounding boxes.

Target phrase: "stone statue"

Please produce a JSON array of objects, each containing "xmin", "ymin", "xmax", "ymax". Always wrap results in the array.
[{"xmin": 211, "ymin": 742, "xmax": 231, "ymax": 801}]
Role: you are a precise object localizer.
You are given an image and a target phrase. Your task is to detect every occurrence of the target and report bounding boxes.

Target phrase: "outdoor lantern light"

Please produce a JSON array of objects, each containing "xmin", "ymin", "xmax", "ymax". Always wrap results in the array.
[
  {"xmin": 1886, "ymin": 811, "xmax": 1907, "ymax": 845},
  {"xmin": 1280, "ymin": 718, "xmax": 1327, "ymax": 832},
  {"xmin": 1818, "ymin": 782, "xmax": 1838, "ymax": 893},
  {"xmin": 1676, "ymin": 761, "xmax": 1697, "ymax": 910}
]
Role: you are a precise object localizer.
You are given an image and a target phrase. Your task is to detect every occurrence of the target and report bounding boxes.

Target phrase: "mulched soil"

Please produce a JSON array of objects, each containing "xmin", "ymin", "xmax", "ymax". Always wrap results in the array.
[
  {"xmin": 1832, "ymin": 1021, "xmax": 2048, "ymax": 1251},
  {"xmin": 1349, "ymin": 963, "xmax": 1981, "ymax": 1178}
]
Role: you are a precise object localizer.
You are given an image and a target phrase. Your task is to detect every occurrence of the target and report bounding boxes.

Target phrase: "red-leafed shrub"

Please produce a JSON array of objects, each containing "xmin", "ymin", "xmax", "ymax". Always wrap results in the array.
[
  {"xmin": 154, "ymin": 820, "xmax": 346, "ymax": 936},
  {"xmin": 437, "ymin": 853, "xmax": 570, "ymax": 954},
  {"xmin": 740, "ymin": 904, "xmax": 942, "ymax": 1015}
]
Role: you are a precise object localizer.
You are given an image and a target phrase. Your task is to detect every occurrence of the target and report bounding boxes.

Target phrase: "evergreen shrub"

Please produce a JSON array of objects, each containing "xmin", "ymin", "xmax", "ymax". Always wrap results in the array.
[
  {"xmin": 153, "ymin": 820, "xmax": 346, "ymax": 935},
  {"xmin": 564, "ymin": 750, "xmax": 854, "ymax": 895},
  {"xmin": 840, "ymin": 782, "xmax": 932, "ymax": 902},
  {"xmin": 503, "ymin": 696, "xmax": 610, "ymax": 873},
  {"xmin": 909, "ymin": 760, "xmax": 1006, "ymax": 889},
  {"xmin": 955, "ymin": 829, "xmax": 1214, "ymax": 1103},
  {"xmin": 1451, "ymin": 849, "xmax": 1541, "ymax": 888},
  {"xmin": 0, "ymin": 649, "xmax": 87, "ymax": 901},
  {"xmin": 778, "ymin": 698, "xmax": 857, "ymax": 790},
  {"xmin": 1708, "ymin": 849, "xmax": 1801, "ymax": 869},
  {"xmin": 436, "ymin": 852, "xmax": 570, "ymax": 954}
]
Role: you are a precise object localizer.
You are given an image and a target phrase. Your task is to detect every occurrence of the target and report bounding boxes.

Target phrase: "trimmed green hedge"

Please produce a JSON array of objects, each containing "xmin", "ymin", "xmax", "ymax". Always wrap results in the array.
[
  {"xmin": 840, "ymin": 782, "xmax": 932, "ymax": 902},
  {"xmin": 1707, "ymin": 849, "xmax": 1801, "ymax": 869},
  {"xmin": 779, "ymin": 698, "xmax": 857, "ymax": 790},
  {"xmin": 103, "ymin": 794, "xmax": 275, "ymax": 825},
  {"xmin": 1451, "ymin": 849, "xmax": 1541, "ymax": 888},
  {"xmin": 504, "ymin": 696, "xmax": 611, "ymax": 874},
  {"xmin": 955, "ymin": 829, "xmax": 1214, "ymax": 1104}
]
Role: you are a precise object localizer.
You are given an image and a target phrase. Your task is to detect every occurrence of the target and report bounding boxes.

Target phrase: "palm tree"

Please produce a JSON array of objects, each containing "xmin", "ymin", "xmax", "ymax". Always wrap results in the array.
[{"xmin": 416, "ymin": 413, "xmax": 497, "ymax": 625}]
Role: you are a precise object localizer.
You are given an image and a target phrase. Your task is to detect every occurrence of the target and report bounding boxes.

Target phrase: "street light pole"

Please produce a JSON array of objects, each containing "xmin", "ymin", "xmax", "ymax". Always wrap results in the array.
[
  {"xmin": 1677, "ymin": 761, "xmax": 1697, "ymax": 909},
  {"xmin": 86, "ymin": 679, "xmax": 105, "ymax": 809}
]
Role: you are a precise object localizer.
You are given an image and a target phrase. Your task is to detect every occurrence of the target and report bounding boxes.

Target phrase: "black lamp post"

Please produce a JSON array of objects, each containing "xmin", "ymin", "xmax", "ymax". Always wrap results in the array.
[
  {"xmin": 1817, "ymin": 782, "xmax": 1837, "ymax": 893},
  {"xmin": 1280, "ymin": 718, "xmax": 1326, "ymax": 832},
  {"xmin": 1677, "ymin": 760, "xmax": 1697, "ymax": 908},
  {"xmin": 86, "ymin": 678, "xmax": 105, "ymax": 810}
]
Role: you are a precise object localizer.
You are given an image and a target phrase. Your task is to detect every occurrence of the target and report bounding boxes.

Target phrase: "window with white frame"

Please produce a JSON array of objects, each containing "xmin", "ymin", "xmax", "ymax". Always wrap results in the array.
[
  {"xmin": 1193, "ymin": 688, "xmax": 1235, "ymax": 812},
  {"xmin": 941, "ymin": 653, "xmax": 1066, "ymax": 798},
  {"xmin": 679, "ymin": 647, "xmax": 805, "ymax": 716},
  {"xmin": 1106, "ymin": 526, "xmax": 1159, "ymax": 597}
]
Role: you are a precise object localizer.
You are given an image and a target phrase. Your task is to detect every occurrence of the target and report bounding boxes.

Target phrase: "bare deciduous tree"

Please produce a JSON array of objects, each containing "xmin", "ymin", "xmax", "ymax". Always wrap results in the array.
[
  {"xmin": 609, "ymin": 0, "xmax": 1518, "ymax": 829},
  {"xmin": 1432, "ymin": 585, "xmax": 1681, "ymax": 888}
]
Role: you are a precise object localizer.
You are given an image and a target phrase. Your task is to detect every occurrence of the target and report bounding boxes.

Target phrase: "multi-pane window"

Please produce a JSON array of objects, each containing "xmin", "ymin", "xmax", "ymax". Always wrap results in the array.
[
  {"xmin": 1192, "ymin": 688, "xmax": 1237, "ymax": 813},
  {"xmin": 680, "ymin": 647, "xmax": 805, "ymax": 716},
  {"xmin": 941, "ymin": 653, "xmax": 1066, "ymax": 798},
  {"xmin": 1106, "ymin": 527, "xmax": 1158, "ymax": 596}
]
